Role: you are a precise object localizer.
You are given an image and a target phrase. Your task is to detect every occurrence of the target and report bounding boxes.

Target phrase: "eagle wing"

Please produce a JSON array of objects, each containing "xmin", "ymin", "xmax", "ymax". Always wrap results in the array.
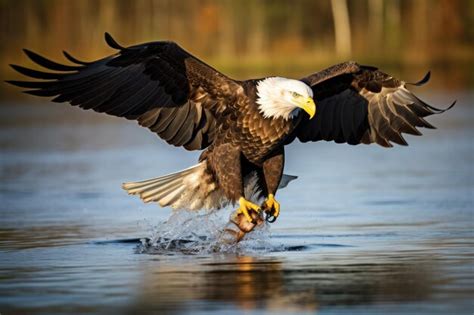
[
  {"xmin": 7, "ymin": 33, "xmax": 243, "ymax": 151},
  {"xmin": 290, "ymin": 63, "xmax": 455, "ymax": 147}
]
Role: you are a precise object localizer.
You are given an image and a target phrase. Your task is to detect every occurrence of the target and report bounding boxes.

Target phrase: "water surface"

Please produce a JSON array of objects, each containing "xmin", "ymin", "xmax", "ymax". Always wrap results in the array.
[{"xmin": 0, "ymin": 91, "xmax": 473, "ymax": 314}]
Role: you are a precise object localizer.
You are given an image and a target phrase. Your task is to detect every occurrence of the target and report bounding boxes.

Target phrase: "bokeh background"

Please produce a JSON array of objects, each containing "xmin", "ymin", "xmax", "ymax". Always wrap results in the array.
[{"xmin": 1, "ymin": 0, "xmax": 473, "ymax": 98}]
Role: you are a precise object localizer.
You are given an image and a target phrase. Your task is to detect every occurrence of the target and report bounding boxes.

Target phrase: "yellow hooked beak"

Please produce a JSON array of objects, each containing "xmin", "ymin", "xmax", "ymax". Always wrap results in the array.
[{"xmin": 298, "ymin": 97, "xmax": 316, "ymax": 119}]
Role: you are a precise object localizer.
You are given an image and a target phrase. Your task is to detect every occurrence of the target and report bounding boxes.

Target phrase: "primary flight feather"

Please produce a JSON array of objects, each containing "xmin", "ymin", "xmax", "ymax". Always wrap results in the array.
[{"xmin": 7, "ymin": 33, "xmax": 454, "ymax": 223}]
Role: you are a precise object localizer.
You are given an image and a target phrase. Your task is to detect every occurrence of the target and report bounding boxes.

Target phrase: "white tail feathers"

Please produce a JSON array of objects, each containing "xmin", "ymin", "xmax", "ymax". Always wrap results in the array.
[
  {"xmin": 122, "ymin": 162, "xmax": 229, "ymax": 211},
  {"xmin": 122, "ymin": 161, "xmax": 298, "ymax": 211}
]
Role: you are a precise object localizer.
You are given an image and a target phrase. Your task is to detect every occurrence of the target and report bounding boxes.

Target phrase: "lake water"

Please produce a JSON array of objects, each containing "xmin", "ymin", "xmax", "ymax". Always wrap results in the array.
[{"xmin": 0, "ymin": 91, "xmax": 473, "ymax": 314}]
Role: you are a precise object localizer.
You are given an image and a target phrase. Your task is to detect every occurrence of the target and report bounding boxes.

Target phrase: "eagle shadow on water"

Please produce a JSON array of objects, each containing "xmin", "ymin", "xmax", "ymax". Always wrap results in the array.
[{"xmin": 7, "ymin": 33, "xmax": 455, "ymax": 243}]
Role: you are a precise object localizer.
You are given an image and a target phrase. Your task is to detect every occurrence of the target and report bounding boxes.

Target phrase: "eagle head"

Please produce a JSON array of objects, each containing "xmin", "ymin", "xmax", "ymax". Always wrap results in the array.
[{"xmin": 256, "ymin": 77, "xmax": 316, "ymax": 120}]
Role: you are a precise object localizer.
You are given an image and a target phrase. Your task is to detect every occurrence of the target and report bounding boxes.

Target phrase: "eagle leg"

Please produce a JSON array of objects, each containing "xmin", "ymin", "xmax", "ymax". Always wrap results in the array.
[
  {"xmin": 236, "ymin": 197, "xmax": 261, "ymax": 223},
  {"xmin": 262, "ymin": 194, "xmax": 280, "ymax": 223}
]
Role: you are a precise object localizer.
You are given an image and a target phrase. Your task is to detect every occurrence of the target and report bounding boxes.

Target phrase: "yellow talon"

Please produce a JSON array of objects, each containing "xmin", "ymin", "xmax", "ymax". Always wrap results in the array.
[
  {"xmin": 262, "ymin": 194, "xmax": 280, "ymax": 221},
  {"xmin": 236, "ymin": 197, "xmax": 261, "ymax": 223}
]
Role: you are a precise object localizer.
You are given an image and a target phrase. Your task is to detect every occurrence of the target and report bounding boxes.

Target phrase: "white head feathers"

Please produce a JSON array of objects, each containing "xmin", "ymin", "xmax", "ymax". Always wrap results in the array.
[{"xmin": 256, "ymin": 77, "xmax": 313, "ymax": 120}]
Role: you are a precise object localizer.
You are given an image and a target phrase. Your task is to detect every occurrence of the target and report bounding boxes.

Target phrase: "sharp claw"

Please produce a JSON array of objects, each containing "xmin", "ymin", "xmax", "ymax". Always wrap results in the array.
[
  {"xmin": 237, "ymin": 197, "xmax": 261, "ymax": 223},
  {"xmin": 265, "ymin": 212, "xmax": 277, "ymax": 223},
  {"xmin": 262, "ymin": 194, "xmax": 280, "ymax": 223},
  {"xmin": 243, "ymin": 211, "xmax": 254, "ymax": 223}
]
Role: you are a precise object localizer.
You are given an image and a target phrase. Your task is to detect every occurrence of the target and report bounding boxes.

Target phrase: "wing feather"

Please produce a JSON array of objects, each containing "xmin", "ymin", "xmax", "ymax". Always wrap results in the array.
[
  {"xmin": 173, "ymin": 105, "xmax": 197, "ymax": 146},
  {"xmin": 9, "ymin": 64, "xmax": 65, "ymax": 80},
  {"xmin": 161, "ymin": 104, "xmax": 191, "ymax": 141},
  {"xmin": 23, "ymin": 49, "xmax": 81, "ymax": 71},
  {"xmin": 8, "ymin": 33, "xmax": 243, "ymax": 151},
  {"xmin": 292, "ymin": 64, "xmax": 454, "ymax": 147},
  {"xmin": 320, "ymin": 99, "xmax": 334, "ymax": 140},
  {"xmin": 151, "ymin": 108, "xmax": 178, "ymax": 134}
]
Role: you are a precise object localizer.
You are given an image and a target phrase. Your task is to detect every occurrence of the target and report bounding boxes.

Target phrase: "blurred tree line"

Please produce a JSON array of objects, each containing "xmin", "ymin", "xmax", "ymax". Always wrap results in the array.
[{"xmin": 1, "ymin": 0, "xmax": 473, "ymax": 98}]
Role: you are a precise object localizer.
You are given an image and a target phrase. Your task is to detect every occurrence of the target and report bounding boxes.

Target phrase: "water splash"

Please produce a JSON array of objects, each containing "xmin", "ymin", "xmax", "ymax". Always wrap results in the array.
[{"xmin": 136, "ymin": 210, "xmax": 273, "ymax": 254}]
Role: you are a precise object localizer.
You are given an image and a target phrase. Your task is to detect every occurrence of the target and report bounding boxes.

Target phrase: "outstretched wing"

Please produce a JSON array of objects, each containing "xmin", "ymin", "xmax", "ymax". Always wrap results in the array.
[
  {"xmin": 7, "ymin": 33, "xmax": 243, "ymax": 150},
  {"xmin": 290, "ymin": 63, "xmax": 454, "ymax": 147}
]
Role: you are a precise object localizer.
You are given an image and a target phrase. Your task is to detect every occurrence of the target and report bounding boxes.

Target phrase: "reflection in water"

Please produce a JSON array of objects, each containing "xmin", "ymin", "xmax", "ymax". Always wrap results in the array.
[{"xmin": 125, "ymin": 253, "xmax": 438, "ymax": 314}]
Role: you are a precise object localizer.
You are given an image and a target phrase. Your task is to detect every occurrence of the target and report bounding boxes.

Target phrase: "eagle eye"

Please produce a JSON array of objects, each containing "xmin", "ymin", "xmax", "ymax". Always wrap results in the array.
[{"xmin": 291, "ymin": 91, "xmax": 302, "ymax": 98}]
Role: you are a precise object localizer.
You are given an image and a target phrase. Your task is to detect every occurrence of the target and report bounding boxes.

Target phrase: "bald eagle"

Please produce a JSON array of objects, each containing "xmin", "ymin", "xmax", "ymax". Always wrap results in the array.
[{"xmin": 8, "ymin": 33, "xmax": 454, "ymax": 223}]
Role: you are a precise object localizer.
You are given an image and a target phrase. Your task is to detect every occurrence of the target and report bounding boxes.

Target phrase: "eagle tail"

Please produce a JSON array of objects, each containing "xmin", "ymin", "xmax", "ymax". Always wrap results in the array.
[
  {"xmin": 122, "ymin": 162, "xmax": 229, "ymax": 211},
  {"xmin": 122, "ymin": 162, "xmax": 298, "ymax": 211}
]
